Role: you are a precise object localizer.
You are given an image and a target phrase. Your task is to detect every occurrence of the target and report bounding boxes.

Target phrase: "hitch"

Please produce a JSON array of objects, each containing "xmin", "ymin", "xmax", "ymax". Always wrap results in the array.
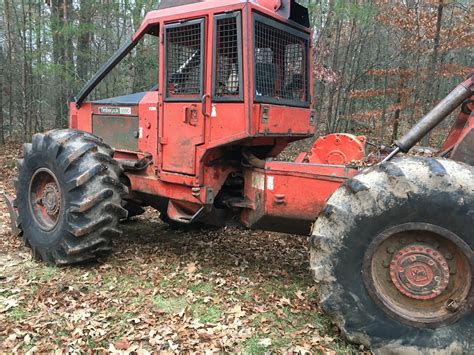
[{"xmin": 1, "ymin": 193, "xmax": 22, "ymax": 236}]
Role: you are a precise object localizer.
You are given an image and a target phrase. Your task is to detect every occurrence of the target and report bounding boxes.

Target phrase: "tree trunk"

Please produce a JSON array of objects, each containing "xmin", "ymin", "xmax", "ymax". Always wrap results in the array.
[
  {"xmin": 4, "ymin": 0, "xmax": 14, "ymax": 135},
  {"xmin": 0, "ymin": 45, "xmax": 4, "ymax": 145},
  {"xmin": 325, "ymin": 20, "xmax": 342, "ymax": 133},
  {"xmin": 422, "ymin": 0, "xmax": 444, "ymax": 146},
  {"xmin": 51, "ymin": 0, "xmax": 72, "ymax": 128},
  {"xmin": 379, "ymin": 72, "xmax": 389, "ymax": 145},
  {"xmin": 77, "ymin": 0, "xmax": 93, "ymax": 83}
]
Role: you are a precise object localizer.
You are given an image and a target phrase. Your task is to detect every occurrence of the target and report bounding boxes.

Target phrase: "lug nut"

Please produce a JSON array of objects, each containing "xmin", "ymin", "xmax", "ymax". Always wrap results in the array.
[{"xmin": 445, "ymin": 299, "xmax": 459, "ymax": 313}]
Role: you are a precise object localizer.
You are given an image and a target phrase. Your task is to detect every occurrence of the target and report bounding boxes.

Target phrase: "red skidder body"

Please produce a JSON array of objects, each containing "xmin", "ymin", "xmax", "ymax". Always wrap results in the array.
[
  {"xmin": 69, "ymin": 0, "xmax": 361, "ymax": 234},
  {"xmin": 6, "ymin": 0, "xmax": 473, "ymax": 352}
]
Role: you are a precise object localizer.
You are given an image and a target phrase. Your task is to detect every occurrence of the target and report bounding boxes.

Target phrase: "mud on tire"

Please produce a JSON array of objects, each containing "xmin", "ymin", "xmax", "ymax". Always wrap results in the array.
[
  {"xmin": 310, "ymin": 157, "xmax": 473, "ymax": 353},
  {"xmin": 15, "ymin": 130, "xmax": 128, "ymax": 265}
]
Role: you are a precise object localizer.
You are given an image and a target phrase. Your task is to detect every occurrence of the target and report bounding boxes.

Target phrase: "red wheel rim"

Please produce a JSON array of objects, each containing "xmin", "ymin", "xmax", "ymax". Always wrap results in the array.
[
  {"xmin": 29, "ymin": 168, "xmax": 62, "ymax": 231},
  {"xmin": 363, "ymin": 223, "xmax": 473, "ymax": 328}
]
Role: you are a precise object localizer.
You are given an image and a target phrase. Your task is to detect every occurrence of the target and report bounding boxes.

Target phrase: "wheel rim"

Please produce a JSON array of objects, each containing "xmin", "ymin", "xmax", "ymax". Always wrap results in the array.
[
  {"xmin": 28, "ymin": 168, "xmax": 62, "ymax": 231},
  {"xmin": 363, "ymin": 223, "xmax": 473, "ymax": 328}
]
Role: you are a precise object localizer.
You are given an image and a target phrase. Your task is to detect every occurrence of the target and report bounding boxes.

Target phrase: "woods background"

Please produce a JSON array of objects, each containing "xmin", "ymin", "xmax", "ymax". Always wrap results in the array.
[{"xmin": 0, "ymin": 0, "xmax": 472, "ymax": 147}]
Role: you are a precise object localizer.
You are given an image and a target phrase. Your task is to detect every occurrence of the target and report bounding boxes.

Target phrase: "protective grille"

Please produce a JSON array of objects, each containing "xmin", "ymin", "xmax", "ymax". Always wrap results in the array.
[
  {"xmin": 166, "ymin": 22, "xmax": 202, "ymax": 98},
  {"xmin": 215, "ymin": 16, "xmax": 241, "ymax": 99},
  {"xmin": 254, "ymin": 18, "xmax": 308, "ymax": 104}
]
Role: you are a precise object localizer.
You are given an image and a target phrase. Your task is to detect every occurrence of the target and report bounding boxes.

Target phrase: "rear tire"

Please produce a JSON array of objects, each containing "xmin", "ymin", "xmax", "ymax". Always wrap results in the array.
[
  {"xmin": 15, "ymin": 130, "xmax": 128, "ymax": 265},
  {"xmin": 310, "ymin": 157, "xmax": 473, "ymax": 353}
]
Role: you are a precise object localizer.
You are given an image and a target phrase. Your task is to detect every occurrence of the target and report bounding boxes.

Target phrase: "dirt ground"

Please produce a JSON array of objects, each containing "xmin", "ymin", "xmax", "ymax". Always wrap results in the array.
[{"xmin": 0, "ymin": 142, "xmax": 360, "ymax": 353}]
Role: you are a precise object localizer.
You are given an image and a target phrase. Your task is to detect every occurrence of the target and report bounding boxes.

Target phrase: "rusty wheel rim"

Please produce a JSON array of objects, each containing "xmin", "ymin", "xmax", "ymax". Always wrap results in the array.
[
  {"xmin": 363, "ymin": 223, "xmax": 473, "ymax": 328},
  {"xmin": 29, "ymin": 168, "xmax": 62, "ymax": 231}
]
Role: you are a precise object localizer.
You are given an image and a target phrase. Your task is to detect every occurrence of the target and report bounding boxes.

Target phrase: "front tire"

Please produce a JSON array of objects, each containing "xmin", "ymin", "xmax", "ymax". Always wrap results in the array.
[
  {"xmin": 15, "ymin": 130, "xmax": 128, "ymax": 265},
  {"xmin": 310, "ymin": 157, "xmax": 473, "ymax": 353}
]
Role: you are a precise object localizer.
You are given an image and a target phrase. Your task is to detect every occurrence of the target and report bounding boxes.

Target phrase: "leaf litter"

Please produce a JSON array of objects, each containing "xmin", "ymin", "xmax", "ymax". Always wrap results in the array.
[{"xmin": 0, "ymin": 142, "xmax": 363, "ymax": 353}]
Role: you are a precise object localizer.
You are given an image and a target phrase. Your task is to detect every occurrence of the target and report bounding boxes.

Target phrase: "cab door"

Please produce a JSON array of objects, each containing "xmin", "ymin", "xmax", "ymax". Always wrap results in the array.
[{"xmin": 161, "ymin": 18, "xmax": 206, "ymax": 175}]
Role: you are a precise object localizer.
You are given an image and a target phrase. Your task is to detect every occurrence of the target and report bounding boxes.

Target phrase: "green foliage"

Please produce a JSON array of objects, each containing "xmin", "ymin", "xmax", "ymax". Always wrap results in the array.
[
  {"xmin": 333, "ymin": 0, "xmax": 378, "ymax": 25},
  {"xmin": 7, "ymin": 307, "xmax": 29, "ymax": 321}
]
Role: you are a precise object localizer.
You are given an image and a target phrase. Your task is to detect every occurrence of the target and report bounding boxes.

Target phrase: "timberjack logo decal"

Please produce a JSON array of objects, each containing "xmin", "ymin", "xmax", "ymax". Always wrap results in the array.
[{"xmin": 99, "ymin": 107, "xmax": 132, "ymax": 115}]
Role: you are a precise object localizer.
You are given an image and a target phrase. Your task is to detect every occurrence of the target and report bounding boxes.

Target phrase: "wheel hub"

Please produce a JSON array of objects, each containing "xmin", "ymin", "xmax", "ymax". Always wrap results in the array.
[
  {"xmin": 363, "ymin": 223, "xmax": 473, "ymax": 327},
  {"xmin": 29, "ymin": 168, "xmax": 62, "ymax": 231},
  {"xmin": 42, "ymin": 183, "xmax": 61, "ymax": 216},
  {"xmin": 390, "ymin": 244, "xmax": 450, "ymax": 300}
]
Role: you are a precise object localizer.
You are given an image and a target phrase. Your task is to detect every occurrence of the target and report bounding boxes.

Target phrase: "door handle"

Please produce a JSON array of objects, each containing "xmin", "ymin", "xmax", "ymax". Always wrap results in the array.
[{"xmin": 201, "ymin": 94, "xmax": 211, "ymax": 117}]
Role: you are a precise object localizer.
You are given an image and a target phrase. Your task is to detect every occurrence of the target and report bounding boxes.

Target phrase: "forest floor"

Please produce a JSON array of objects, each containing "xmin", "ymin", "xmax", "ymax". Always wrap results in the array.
[{"xmin": 0, "ymin": 142, "xmax": 360, "ymax": 353}]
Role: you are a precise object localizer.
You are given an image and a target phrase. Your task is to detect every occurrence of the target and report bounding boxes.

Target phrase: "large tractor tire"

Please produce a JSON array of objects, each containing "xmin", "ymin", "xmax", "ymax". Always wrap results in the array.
[
  {"xmin": 15, "ymin": 130, "xmax": 128, "ymax": 265},
  {"xmin": 310, "ymin": 157, "xmax": 473, "ymax": 353}
]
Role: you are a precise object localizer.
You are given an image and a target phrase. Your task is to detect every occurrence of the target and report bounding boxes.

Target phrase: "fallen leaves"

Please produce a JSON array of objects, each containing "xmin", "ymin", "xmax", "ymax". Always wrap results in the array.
[
  {"xmin": 258, "ymin": 338, "xmax": 272, "ymax": 347},
  {"xmin": 0, "ymin": 143, "xmax": 356, "ymax": 353},
  {"xmin": 227, "ymin": 304, "xmax": 246, "ymax": 318},
  {"xmin": 185, "ymin": 262, "xmax": 198, "ymax": 274}
]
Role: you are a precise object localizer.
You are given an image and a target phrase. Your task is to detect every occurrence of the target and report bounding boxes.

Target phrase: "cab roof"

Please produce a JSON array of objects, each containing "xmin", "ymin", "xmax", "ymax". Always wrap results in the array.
[{"xmin": 133, "ymin": 0, "xmax": 309, "ymax": 41}]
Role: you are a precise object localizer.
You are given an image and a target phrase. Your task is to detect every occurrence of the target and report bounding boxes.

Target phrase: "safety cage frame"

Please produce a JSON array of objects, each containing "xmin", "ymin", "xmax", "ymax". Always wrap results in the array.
[
  {"xmin": 164, "ymin": 18, "xmax": 205, "ymax": 102},
  {"xmin": 252, "ymin": 12, "xmax": 310, "ymax": 108},
  {"xmin": 211, "ymin": 11, "xmax": 244, "ymax": 102}
]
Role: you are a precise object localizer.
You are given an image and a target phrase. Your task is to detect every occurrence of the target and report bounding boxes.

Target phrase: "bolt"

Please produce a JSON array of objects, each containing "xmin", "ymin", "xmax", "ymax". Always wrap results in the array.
[{"xmin": 446, "ymin": 299, "xmax": 459, "ymax": 313}]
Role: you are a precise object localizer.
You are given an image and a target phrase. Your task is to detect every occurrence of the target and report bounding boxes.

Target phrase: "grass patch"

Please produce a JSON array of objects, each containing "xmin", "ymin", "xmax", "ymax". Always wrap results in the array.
[
  {"xmin": 29, "ymin": 284, "xmax": 38, "ymax": 295},
  {"xmin": 141, "ymin": 280, "xmax": 154, "ymax": 289},
  {"xmin": 243, "ymin": 335, "xmax": 270, "ymax": 354},
  {"xmin": 271, "ymin": 336, "xmax": 293, "ymax": 352},
  {"xmin": 309, "ymin": 312, "xmax": 333, "ymax": 335},
  {"xmin": 40, "ymin": 266, "xmax": 57, "ymax": 281},
  {"xmin": 260, "ymin": 279, "xmax": 307, "ymax": 299},
  {"xmin": 7, "ymin": 307, "xmax": 29, "ymax": 321},
  {"xmin": 131, "ymin": 295, "xmax": 145, "ymax": 305},
  {"xmin": 159, "ymin": 278, "xmax": 170, "ymax": 288},
  {"xmin": 199, "ymin": 267, "xmax": 213, "ymax": 274},
  {"xmin": 27, "ymin": 266, "xmax": 57, "ymax": 281},
  {"xmin": 192, "ymin": 304, "xmax": 221, "ymax": 324},
  {"xmin": 251, "ymin": 311, "xmax": 278, "ymax": 327},
  {"xmin": 330, "ymin": 341, "xmax": 361, "ymax": 354},
  {"xmin": 152, "ymin": 295, "xmax": 186, "ymax": 313},
  {"xmin": 189, "ymin": 281, "xmax": 215, "ymax": 295}
]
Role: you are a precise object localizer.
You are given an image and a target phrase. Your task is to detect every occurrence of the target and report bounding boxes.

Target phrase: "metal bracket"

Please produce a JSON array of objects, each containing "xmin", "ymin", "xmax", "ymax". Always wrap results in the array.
[
  {"xmin": 167, "ymin": 200, "xmax": 205, "ymax": 224},
  {"xmin": 1, "ymin": 193, "xmax": 22, "ymax": 236}
]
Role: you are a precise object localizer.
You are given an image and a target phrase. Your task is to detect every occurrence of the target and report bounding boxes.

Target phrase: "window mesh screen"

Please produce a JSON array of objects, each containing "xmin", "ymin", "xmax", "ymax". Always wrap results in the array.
[
  {"xmin": 215, "ymin": 16, "xmax": 241, "ymax": 98},
  {"xmin": 166, "ymin": 23, "xmax": 202, "ymax": 97},
  {"xmin": 254, "ymin": 19, "xmax": 308, "ymax": 104}
]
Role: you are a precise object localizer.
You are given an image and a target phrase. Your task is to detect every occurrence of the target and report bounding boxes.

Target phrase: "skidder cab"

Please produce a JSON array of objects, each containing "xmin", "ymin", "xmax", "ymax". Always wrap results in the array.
[
  {"xmin": 69, "ymin": 0, "xmax": 337, "ymax": 234},
  {"xmin": 5, "ymin": 0, "xmax": 473, "ymax": 352}
]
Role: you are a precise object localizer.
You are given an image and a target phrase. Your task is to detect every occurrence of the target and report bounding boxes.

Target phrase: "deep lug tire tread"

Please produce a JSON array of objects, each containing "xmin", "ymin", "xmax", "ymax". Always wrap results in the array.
[
  {"xmin": 310, "ymin": 157, "xmax": 474, "ymax": 353},
  {"xmin": 16, "ymin": 129, "xmax": 128, "ymax": 265}
]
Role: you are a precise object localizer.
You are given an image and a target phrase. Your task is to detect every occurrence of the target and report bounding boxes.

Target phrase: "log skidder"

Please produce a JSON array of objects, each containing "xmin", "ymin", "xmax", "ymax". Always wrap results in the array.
[
  {"xmin": 3, "ymin": 1, "xmax": 473, "ymax": 353},
  {"xmin": 15, "ymin": 130, "xmax": 128, "ymax": 265},
  {"xmin": 310, "ymin": 157, "xmax": 473, "ymax": 352}
]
